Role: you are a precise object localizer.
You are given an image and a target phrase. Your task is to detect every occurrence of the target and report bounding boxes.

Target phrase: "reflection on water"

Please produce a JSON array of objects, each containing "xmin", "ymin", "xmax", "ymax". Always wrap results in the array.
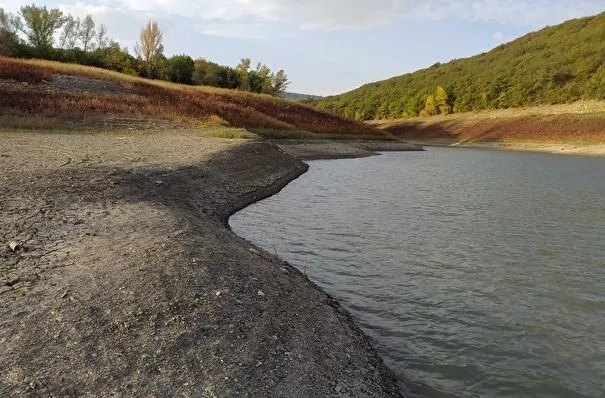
[{"xmin": 230, "ymin": 148, "xmax": 605, "ymax": 397}]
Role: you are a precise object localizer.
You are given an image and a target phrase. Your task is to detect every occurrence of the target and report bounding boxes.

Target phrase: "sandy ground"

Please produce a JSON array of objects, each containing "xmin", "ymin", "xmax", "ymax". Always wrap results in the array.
[{"xmin": 0, "ymin": 131, "xmax": 402, "ymax": 397}]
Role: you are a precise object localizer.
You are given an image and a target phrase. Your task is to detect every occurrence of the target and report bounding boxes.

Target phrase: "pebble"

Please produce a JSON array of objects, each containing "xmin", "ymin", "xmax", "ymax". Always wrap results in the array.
[
  {"xmin": 257, "ymin": 290, "xmax": 265, "ymax": 297},
  {"xmin": 8, "ymin": 241, "xmax": 20, "ymax": 252}
]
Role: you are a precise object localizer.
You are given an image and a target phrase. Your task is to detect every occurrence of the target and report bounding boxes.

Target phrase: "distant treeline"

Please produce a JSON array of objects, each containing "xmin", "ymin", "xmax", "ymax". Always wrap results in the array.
[
  {"xmin": 315, "ymin": 12, "xmax": 605, "ymax": 120},
  {"xmin": 0, "ymin": 4, "xmax": 289, "ymax": 96}
]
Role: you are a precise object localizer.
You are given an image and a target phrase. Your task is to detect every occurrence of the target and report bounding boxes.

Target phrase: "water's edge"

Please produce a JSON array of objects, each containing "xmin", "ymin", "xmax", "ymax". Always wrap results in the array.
[{"xmin": 225, "ymin": 143, "xmax": 406, "ymax": 396}]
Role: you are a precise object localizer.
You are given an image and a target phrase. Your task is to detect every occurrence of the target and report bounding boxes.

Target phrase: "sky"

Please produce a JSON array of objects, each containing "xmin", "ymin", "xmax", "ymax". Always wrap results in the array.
[{"xmin": 2, "ymin": 0, "xmax": 604, "ymax": 95}]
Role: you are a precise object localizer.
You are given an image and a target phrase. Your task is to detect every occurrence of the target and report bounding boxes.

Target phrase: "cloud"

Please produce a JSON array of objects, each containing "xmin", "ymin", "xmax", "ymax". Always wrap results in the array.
[
  {"xmin": 5, "ymin": 0, "xmax": 603, "ymax": 33},
  {"xmin": 196, "ymin": 23, "xmax": 275, "ymax": 39},
  {"xmin": 492, "ymin": 31, "xmax": 505, "ymax": 43},
  {"xmin": 102, "ymin": 0, "xmax": 603, "ymax": 29},
  {"xmin": 409, "ymin": 0, "xmax": 604, "ymax": 26}
]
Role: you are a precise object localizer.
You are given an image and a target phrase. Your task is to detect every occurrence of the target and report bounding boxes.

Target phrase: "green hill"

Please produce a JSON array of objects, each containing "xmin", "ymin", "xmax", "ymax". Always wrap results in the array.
[
  {"xmin": 315, "ymin": 12, "xmax": 605, "ymax": 121},
  {"xmin": 284, "ymin": 92, "xmax": 324, "ymax": 101}
]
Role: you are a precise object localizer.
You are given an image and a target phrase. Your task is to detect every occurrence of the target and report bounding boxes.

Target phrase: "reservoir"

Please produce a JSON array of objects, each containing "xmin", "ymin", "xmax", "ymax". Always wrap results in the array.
[{"xmin": 229, "ymin": 147, "xmax": 605, "ymax": 397}]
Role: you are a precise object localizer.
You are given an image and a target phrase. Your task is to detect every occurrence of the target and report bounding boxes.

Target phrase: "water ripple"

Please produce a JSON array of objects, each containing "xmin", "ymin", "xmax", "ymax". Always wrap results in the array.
[{"xmin": 231, "ymin": 148, "xmax": 605, "ymax": 397}]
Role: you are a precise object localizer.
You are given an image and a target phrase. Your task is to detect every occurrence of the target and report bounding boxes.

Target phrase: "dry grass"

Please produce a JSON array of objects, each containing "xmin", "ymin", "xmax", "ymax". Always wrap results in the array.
[
  {"xmin": 372, "ymin": 103, "xmax": 605, "ymax": 144},
  {"xmin": 0, "ymin": 57, "xmax": 384, "ymax": 138}
]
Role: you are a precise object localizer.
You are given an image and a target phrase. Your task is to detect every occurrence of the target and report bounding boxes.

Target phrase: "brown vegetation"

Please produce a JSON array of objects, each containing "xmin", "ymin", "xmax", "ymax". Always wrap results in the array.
[
  {"xmin": 372, "ymin": 104, "xmax": 605, "ymax": 144},
  {"xmin": 0, "ymin": 56, "xmax": 383, "ymax": 137}
]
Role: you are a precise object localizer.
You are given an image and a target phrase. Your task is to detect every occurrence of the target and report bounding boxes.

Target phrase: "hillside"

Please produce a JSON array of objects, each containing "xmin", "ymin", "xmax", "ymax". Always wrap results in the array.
[
  {"xmin": 371, "ymin": 101, "xmax": 605, "ymax": 155},
  {"xmin": 315, "ymin": 12, "xmax": 605, "ymax": 120},
  {"xmin": 0, "ymin": 57, "xmax": 382, "ymax": 138},
  {"xmin": 284, "ymin": 92, "xmax": 324, "ymax": 101}
]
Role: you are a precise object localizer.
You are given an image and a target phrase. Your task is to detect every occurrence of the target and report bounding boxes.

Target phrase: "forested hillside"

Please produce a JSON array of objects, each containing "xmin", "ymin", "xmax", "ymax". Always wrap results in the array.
[{"xmin": 315, "ymin": 12, "xmax": 605, "ymax": 120}]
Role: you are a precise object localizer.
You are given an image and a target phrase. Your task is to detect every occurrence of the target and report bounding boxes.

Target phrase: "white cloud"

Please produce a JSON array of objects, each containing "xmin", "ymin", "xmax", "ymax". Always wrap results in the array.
[
  {"xmin": 409, "ymin": 0, "xmax": 603, "ymax": 26},
  {"xmin": 101, "ymin": 0, "xmax": 603, "ymax": 29},
  {"xmin": 197, "ymin": 23, "xmax": 274, "ymax": 39},
  {"xmin": 4, "ymin": 0, "xmax": 603, "ymax": 34},
  {"xmin": 492, "ymin": 31, "xmax": 505, "ymax": 43}
]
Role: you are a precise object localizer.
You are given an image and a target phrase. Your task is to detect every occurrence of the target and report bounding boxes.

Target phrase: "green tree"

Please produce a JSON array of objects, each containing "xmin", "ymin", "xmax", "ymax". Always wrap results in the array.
[
  {"xmin": 0, "ymin": 8, "xmax": 20, "ymax": 56},
  {"xmin": 236, "ymin": 58, "xmax": 251, "ymax": 91},
  {"xmin": 162, "ymin": 54, "xmax": 194, "ymax": 84},
  {"xmin": 271, "ymin": 69, "xmax": 289, "ymax": 96},
  {"xmin": 18, "ymin": 4, "xmax": 66, "ymax": 50}
]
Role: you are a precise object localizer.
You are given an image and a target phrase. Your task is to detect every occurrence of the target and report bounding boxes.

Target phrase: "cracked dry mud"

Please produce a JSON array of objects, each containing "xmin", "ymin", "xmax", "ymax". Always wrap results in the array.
[{"xmin": 0, "ymin": 131, "xmax": 402, "ymax": 397}]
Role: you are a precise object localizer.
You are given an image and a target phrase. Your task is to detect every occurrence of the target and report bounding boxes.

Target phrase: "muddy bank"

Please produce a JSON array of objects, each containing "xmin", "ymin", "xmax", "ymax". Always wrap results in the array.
[
  {"xmin": 0, "ymin": 131, "xmax": 402, "ymax": 397},
  {"xmin": 274, "ymin": 140, "xmax": 423, "ymax": 160},
  {"xmin": 404, "ymin": 139, "xmax": 605, "ymax": 156},
  {"xmin": 371, "ymin": 109, "xmax": 605, "ymax": 156}
]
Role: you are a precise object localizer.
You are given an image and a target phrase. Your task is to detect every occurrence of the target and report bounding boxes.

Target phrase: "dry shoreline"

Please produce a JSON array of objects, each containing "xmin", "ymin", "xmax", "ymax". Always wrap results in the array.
[
  {"xmin": 1, "ymin": 131, "xmax": 404, "ymax": 397},
  {"xmin": 273, "ymin": 140, "xmax": 424, "ymax": 160},
  {"xmin": 405, "ymin": 139, "xmax": 605, "ymax": 156}
]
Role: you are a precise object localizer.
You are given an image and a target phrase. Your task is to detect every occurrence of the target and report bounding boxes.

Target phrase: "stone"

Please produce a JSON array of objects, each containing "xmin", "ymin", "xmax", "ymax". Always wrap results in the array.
[{"xmin": 8, "ymin": 241, "xmax": 20, "ymax": 252}]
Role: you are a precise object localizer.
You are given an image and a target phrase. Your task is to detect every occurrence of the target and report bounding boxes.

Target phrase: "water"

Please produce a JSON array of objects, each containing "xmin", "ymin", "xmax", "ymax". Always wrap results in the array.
[{"xmin": 229, "ymin": 148, "xmax": 605, "ymax": 397}]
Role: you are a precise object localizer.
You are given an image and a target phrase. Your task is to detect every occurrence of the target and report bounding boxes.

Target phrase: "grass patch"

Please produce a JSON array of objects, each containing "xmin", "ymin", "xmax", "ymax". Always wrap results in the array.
[{"xmin": 197, "ymin": 127, "xmax": 255, "ymax": 139}]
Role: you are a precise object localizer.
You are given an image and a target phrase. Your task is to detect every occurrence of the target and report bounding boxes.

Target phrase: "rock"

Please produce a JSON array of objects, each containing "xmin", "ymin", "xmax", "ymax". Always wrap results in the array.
[
  {"xmin": 249, "ymin": 248, "xmax": 260, "ymax": 255},
  {"xmin": 279, "ymin": 267, "xmax": 288, "ymax": 274},
  {"xmin": 335, "ymin": 385, "xmax": 342, "ymax": 393},
  {"xmin": 8, "ymin": 241, "xmax": 20, "ymax": 252},
  {"xmin": 215, "ymin": 291, "xmax": 221, "ymax": 297},
  {"xmin": 257, "ymin": 290, "xmax": 265, "ymax": 297}
]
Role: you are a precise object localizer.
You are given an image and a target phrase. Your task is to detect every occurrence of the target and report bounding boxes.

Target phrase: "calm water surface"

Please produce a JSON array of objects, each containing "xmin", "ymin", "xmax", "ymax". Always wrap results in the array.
[{"xmin": 230, "ymin": 148, "xmax": 605, "ymax": 397}]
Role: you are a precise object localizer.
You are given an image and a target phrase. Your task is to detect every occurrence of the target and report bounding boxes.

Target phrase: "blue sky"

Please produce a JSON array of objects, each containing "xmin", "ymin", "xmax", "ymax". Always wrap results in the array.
[{"xmin": 2, "ymin": 0, "xmax": 604, "ymax": 95}]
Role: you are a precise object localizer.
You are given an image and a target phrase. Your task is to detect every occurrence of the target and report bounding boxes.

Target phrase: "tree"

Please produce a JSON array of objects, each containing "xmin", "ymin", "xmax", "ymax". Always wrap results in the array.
[
  {"xmin": 134, "ymin": 20, "xmax": 163, "ymax": 78},
  {"xmin": 0, "ymin": 8, "xmax": 20, "ymax": 55},
  {"xmin": 271, "ymin": 69, "xmax": 289, "ymax": 96},
  {"xmin": 162, "ymin": 54, "xmax": 194, "ymax": 84},
  {"xmin": 79, "ymin": 14, "xmax": 95, "ymax": 51},
  {"xmin": 18, "ymin": 4, "xmax": 66, "ymax": 50},
  {"xmin": 421, "ymin": 94, "xmax": 437, "ymax": 116},
  {"xmin": 95, "ymin": 24, "xmax": 109, "ymax": 50},
  {"xmin": 59, "ymin": 15, "xmax": 79, "ymax": 49},
  {"xmin": 236, "ymin": 58, "xmax": 251, "ymax": 91},
  {"xmin": 434, "ymin": 86, "xmax": 452, "ymax": 115}
]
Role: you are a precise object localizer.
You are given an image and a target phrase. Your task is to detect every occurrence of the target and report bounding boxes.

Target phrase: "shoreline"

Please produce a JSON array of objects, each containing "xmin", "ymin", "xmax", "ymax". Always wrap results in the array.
[
  {"xmin": 1, "ymin": 131, "xmax": 403, "ymax": 397},
  {"xmin": 405, "ymin": 139, "xmax": 605, "ymax": 157},
  {"xmin": 272, "ymin": 139, "xmax": 424, "ymax": 160}
]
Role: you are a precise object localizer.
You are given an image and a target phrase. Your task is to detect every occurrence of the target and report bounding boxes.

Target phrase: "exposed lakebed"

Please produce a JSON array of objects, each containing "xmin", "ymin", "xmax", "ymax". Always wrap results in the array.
[{"xmin": 230, "ymin": 147, "xmax": 605, "ymax": 397}]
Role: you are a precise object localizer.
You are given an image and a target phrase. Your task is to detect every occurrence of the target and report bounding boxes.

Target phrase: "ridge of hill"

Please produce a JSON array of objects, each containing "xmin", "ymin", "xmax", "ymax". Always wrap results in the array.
[
  {"xmin": 315, "ymin": 12, "xmax": 605, "ymax": 121},
  {"xmin": 0, "ymin": 57, "xmax": 382, "ymax": 139},
  {"xmin": 283, "ymin": 92, "xmax": 324, "ymax": 101}
]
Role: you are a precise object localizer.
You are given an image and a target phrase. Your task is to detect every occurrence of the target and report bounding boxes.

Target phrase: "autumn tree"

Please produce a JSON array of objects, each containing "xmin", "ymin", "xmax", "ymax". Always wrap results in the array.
[
  {"xmin": 421, "ymin": 94, "xmax": 437, "ymax": 116},
  {"xmin": 134, "ymin": 20, "xmax": 163, "ymax": 78},
  {"xmin": 79, "ymin": 14, "xmax": 95, "ymax": 51},
  {"xmin": 434, "ymin": 86, "xmax": 451, "ymax": 115},
  {"xmin": 18, "ymin": 4, "xmax": 66, "ymax": 50}
]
